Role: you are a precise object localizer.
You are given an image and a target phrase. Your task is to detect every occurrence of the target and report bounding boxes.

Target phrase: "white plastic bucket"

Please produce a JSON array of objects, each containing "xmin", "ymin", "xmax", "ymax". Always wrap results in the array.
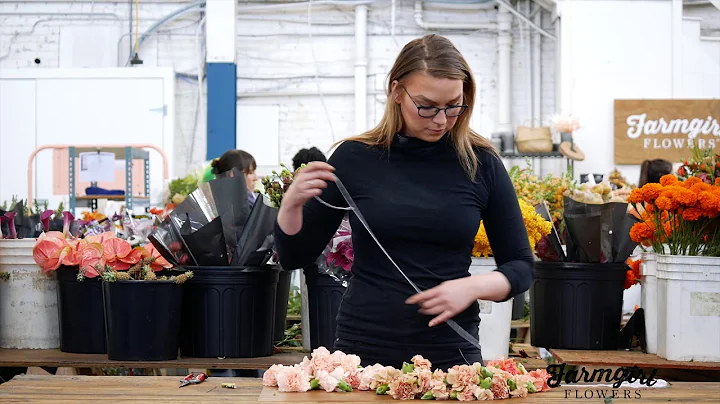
[
  {"xmin": 640, "ymin": 252, "xmax": 658, "ymax": 354},
  {"xmin": 468, "ymin": 257, "xmax": 513, "ymax": 361},
  {"xmin": 656, "ymin": 254, "xmax": 720, "ymax": 362},
  {"xmin": 0, "ymin": 239, "xmax": 60, "ymax": 349}
]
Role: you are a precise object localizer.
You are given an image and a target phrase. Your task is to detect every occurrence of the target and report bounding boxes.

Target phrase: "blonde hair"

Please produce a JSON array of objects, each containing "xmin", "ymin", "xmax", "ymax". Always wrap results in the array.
[{"xmin": 341, "ymin": 34, "xmax": 497, "ymax": 180}]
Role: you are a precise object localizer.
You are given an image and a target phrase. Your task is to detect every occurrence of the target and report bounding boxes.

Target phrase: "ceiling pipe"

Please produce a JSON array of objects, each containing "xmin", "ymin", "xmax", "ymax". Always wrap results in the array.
[
  {"xmin": 414, "ymin": 1, "xmax": 497, "ymax": 31},
  {"xmin": 355, "ymin": 4, "xmax": 369, "ymax": 135},
  {"xmin": 496, "ymin": 0, "xmax": 556, "ymax": 40}
]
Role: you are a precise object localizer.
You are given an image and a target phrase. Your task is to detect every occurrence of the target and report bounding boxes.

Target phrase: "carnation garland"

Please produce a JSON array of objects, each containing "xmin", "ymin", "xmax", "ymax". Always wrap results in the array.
[{"xmin": 263, "ymin": 347, "xmax": 551, "ymax": 401}]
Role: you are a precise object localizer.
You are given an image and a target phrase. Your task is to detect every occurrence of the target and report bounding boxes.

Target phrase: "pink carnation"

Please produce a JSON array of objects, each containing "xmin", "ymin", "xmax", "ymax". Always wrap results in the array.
[
  {"xmin": 344, "ymin": 368, "xmax": 362, "ymax": 390},
  {"xmin": 310, "ymin": 347, "xmax": 335, "ymax": 374},
  {"xmin": 411, "ymin": 355, "xmax": 432, "ymax": 371},
  {"xmin": 528, "ymin": 369, "xmax": 552, "ymax": 392},
  {"xmin": 263, "ymin": 364, "xmax": 286, "ymax": 387},
  {"xmin": 297, "ymin": 356, "xmax": 314, "ymax": 377},
  {"xmin": 388, "ymin": 373, "xmax": 420, "ymax": 400},
  {"xmin": 474, "ymin": 387, "xmax": 494, "ymax": 401},
  {"xmin": 445, "ymin": 365, "xmax": 479, "ymax": 391},
  {"xmin": 316, "ymin": 367, "xmax": 346, "ymax": 393},
  {"xmin": 340, "ymin": 353, "xmax": 362, "ymax": 372},
  {"xmin": 276, "ymin": 366, "xmax": 312, "ymax": 392}
]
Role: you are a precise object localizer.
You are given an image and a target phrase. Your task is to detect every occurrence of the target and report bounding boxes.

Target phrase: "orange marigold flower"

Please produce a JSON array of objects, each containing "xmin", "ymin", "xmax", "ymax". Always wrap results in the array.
[
  {"xmin": 681, "ymin": 207, "xmax": 703, "ymax": 221},
  {"xmin": 674, "ymin": 188, "xmax": 698, "ymax": 206},
  {"xmin": 641, "ymin": 183, "xmax": 663, "ymax": 203},
  {"xmin": 655, "ymin": 195, "xmax": 674, "ymax": 211},
  {"xmin": 628, "ymin": 188, "xmax": 644, "ymax": 204},
  {"xmin": 659, "ymin": 174, "xmax": 678, "ymax": 186},
  {"xmin": 715, "ymin": 177, "xmax": 720, "ymax": 186},
  {"xmin": 624, "ymin": 269, "xmax": 637, "ymax": 290},
  {"xmin": 684, "ymin": 177, "xmax": 702, "ymax": 188},
  {"xmin": 698, "ymin": 191, "xmax": 718, "ymax": 211}
]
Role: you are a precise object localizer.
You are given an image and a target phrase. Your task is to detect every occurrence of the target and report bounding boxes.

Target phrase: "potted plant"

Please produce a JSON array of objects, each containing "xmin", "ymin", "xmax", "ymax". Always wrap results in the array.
[
  {"xmin": 93, "ymin": 260, "xmax": 192, "ymax": 361},
  {"xmin": 628, "ymin": 174, "xmax": 720, "ymax": 362}
]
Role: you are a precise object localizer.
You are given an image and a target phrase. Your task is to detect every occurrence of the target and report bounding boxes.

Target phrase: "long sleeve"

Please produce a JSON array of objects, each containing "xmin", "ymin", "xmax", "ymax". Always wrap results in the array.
[
  {"xmin": 480, "ymin": 153, "xmax": 534, "ymax": 302},
  {"xmin": 273, "ymin": 143, "xmax": 352, "ymax": 270}
]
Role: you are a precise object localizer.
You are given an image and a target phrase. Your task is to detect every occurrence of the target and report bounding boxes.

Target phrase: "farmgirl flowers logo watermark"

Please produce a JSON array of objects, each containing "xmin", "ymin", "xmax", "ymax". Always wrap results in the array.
[
  {"xmin": 546, "ymin": 363, "xmax": 659, "ymax": 400},
  {"xmin": 626, "ymin": 113, "xmax": 720, "ymax": 150}
]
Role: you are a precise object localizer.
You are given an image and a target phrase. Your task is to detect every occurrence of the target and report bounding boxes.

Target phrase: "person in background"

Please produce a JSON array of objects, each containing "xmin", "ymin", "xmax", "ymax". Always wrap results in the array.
[
  {"xmin": 638, "ymin": 158, "xmax": 673, "ymax": 187},
  {"xmin": 210, "ymin": 149, "xmax": 259, "ymax": 207},
  {"xmin": 292, "ymin": 147, "xmax": 327, "ymax": 171}
]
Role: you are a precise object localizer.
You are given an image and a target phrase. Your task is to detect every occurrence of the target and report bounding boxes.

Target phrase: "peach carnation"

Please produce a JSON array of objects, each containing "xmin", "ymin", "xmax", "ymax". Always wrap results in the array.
[
  {"xmin": 528, "ymin": 369, "xmax": 552, "ymax": 392},
  {"xmin": 457, "ymin": 387, "xmax": 477, "ymax": 401},
  {"xmin": 486, "ymin": 356, "xmax": 521, "ymax": 376},
  {"xmin": 490, "ymin": 372, "xmax": 510, "ymax": 399},
  {"xmin": 276, "ymin": 366, "xmax": 312, "ymax": 392},
  {"xmin": 359, "ymin": 364, "xmax": 385, "ymax": 391},
  {"xmin": 411, "ymin": 355, "xmax": 432, "ymax": 371},
  {"xmin": 474, "ymin": 387, "xmax": 494, "ymax": 400},
  {"xmin": 388, "ymin": 373, "xmax": 420, "ymax": 400},
  {"xmin": 413, "ymin": 368, "xmax": 434, "ymax": 394},
  {"xmin": 374, "ymin": 366, "xmax": 401, "ymax": 387},
  {"xmin": 344, "ymin": 368, "xmax": 362, "ymax": 390},
  {"xmin": 429, "ymin": 378, "xmax": 449, "ymax": 400},
  {"xmin": 446, "ymin": 365, "xmax": 479, "ymax": 391}
]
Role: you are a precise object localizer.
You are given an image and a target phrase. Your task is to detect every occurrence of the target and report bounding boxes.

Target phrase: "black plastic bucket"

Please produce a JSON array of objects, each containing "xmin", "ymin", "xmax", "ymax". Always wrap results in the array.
[
  {"xmin": 274, "ymin": 270, "xmax": 293, "ymax": 342},
  {"xmin": 103, "ymin": 280, "xmax": 184, "ymax": 361},
  {"xmin": 179, "ymin": 265, "xmax": 280, "ymax": 358},
  {"xmin": 530, "ymin": 261, "xmax": 627, "ymax": 350},
  {"xmin": 304, "ymin": 267, "xmax": 346, "ymax": 350},
  {"xmin": 56, "ymin": 266, "xmax": 106, "ymax": 354}
]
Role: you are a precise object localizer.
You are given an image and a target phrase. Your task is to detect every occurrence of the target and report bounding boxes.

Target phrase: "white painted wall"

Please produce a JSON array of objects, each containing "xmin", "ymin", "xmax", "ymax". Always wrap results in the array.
[
  {"xmin": 0, "ymin": 0, "xmax": 557, "ymax": 181},
  {"xmin": 558, "ymin": 0, "xmax": 720, "ymax": 185}
]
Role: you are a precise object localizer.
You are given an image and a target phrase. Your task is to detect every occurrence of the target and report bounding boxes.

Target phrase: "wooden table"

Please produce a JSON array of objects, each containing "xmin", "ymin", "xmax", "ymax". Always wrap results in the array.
[
  {"xmin": 1, "ymin": 375, "xmax": 718, "ymax": 403},
  {"xmin": 550, "ymin": 349, "xmax": 720, "ymax": 382},
  {"xmin": 550, "ymin": 349, "xmax": 720, "ymax": 370},
  {"xmin": 0, "ymin": 349, "xmax": 305, "ymax": 370}
]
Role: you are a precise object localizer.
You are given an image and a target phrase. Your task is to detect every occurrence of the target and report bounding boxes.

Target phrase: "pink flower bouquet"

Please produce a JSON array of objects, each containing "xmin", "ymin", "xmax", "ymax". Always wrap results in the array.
[
  {"xmin": 263, "ymin": 347, "xmax": 552, "ymax": 400},
  {"xmin": 315, "ymin": 216, "xmax": 353, "ymax": 285}
]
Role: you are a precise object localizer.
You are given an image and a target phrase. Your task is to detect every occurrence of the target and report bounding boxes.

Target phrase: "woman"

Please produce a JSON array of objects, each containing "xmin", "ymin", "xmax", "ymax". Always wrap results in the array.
[
  {"xmin": 638, "ymin": 158, "xmax": 672, "ymax": 187},
  {"xmin": 209, "ymin": 149, "xmax": 259, "ymax": 207},
  {"xmin": 274, "ymin": 34, "xmax": 533, "ymax": 370}
]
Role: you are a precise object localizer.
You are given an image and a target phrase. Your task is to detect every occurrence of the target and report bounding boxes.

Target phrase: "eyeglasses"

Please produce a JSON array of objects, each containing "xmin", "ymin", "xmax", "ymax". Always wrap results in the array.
[{"xmin": 402, "ymin": 87, "xmax": 468, "ymax": 118}]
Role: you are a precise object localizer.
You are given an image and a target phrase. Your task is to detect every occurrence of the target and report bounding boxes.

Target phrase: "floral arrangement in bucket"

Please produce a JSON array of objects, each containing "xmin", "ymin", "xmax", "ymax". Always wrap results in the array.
[
  {"xmin": 628, "ymin": 175, "xmax": 720, "ymax": 257},
  {"xmin": 262, "ymin": 346, "xmax": 552, "ymax": 400},
  {"xmin": 472, "ymin": 199, "xmax": 553, "ymax": 258},
  {"xmin": 32, "ymin": 231, "xmax": 173, "ymax": 278},
  {"xmin": 508, "ymin": 162, "xmax": 576, "ymax": 224},
  {"xmin": 676, "ymin": 146, "xmax": 720, "ymax": 184}
]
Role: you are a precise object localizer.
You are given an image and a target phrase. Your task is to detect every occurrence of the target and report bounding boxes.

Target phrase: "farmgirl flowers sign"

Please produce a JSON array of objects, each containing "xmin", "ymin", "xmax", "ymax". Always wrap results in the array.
[{"xmin": 614, "ymin": 99, "xmax": 720, "ymax": 164}]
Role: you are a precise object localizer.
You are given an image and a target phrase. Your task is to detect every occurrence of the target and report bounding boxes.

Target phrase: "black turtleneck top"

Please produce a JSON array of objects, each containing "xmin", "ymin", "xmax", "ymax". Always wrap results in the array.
[{"xmin": 274, "ymin": 134, "xmax": 534, "ymax": 350}]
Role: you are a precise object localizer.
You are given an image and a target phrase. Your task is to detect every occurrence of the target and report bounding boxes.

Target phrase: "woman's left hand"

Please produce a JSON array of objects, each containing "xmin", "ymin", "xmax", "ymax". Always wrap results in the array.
[{"xmin": 405, "ymin": 278, "xmax": 481, "ymax": 327}]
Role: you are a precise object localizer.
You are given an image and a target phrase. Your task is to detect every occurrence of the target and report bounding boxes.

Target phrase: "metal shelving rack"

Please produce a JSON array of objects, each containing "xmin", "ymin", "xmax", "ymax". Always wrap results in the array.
[
  {"xmin": 500, "ymin": 151, "xmax": 574, "ymax": 175},
  {"xmin": 68, "ymin": 146, "xmax": 150, "ymax": 215}
]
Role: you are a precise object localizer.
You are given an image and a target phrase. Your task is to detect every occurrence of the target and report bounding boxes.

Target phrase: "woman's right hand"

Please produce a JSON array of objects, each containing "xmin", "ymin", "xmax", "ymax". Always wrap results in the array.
[
  {"xmin": 282, "ymin": 162, "xmax": 337, "ymax": 210},
  {"xmin": 277, "ymin": 162, "xmax": 336, "ymax": 236}
]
